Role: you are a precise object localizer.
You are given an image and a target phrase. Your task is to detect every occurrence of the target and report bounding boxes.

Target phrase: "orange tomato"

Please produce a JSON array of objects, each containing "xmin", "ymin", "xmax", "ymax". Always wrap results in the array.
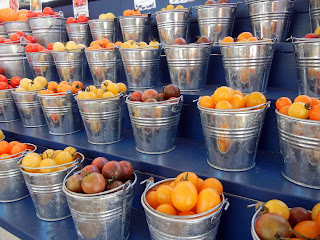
[
  {"xmin": 39, "ymin": 89, "xmax": 54, "ymax": 95},
  {"xmin": 131, "ymin": 9, "xmax": 141, "ymax": 15},
  {"xmin": 245, "ymin": 92, "xmax": 267, "ymax": 108},
  {"xmin": 200, "ymin": 178, "xmax": 223, "ymax": 195},
  {"xmin": 115, "ymin": 41, "xmax": 122, "ymax": 47},
  {"xmin": 212, "ymin": 86, "xmax": 233, "ymax": 103},
  {"xmin": 106, "ymin": 43, "xmax": 115, "ymax": 49},
  {"xmin": 196, "ymin": 188, "xmax": 221, "ymax": 214},
  {"xmin": 47, "ymin": 81, "xmax": 58, "ymax": 93},
  {"xmin": 294, "ymin": 95, "xmax": 312, "ymax": 104},
  {"xmin": 293, "ymin": 221, "xmax": 320, "ymax": 239},
  {"xmin": 146, "ymin": 190, "xmax": 160, "ymax": 209},
  {"xmin": 100, "ymin": 38, "xmax": 110, "ymax": 47},
  {"xmin": 156, "ymin": 204, "xmax": 177, "ymax": 215},
  {"xmin": 10, "ymin": 143, "xmax": 27, "ymax": 155},
  {"xmin": 123, "ymin": 9, "xmax": 132, "ymax": 16},
  {"xmin": 156, "ymin": 185, "xmax": 173, "ymax": 205},
  {"xmin": 172, "ymin": 181, "xmax": 198, "ymax": 212},
  {"xmin": 312, "ymin": 203, "xmax": 320, "ymax": 221},
  {"xmin": 215, "ymin": 100, "xmax": 233, "ymax": 110},
  {"xmin": 178, "ymin": 210, "xmax": 195, "ymax": 216},
  {"xmin": 59, "ymin": 81, "xmax": 70, "ymax": 86},
  {"xmin": 71, "ymin": 81, "xmax": 83, "ymax": 94},
  {"xmin": 174, "ymin": 172, "xmax": 199, "ymax": 188},
  {"xmin": 278, "ymin": 105, "xmax": 290, "ymax": 116},
  {"xmin": 197, "ymin": 178, "xmax": 203, "ymax": 193},
  {"xmin": 248, "ymin": 37, "xmax": 258, "ymax": 41},
  {"xmin": 233, "ymin": 90, "xmax": 244, "ymax": 97},
  {"xmin": 221, "ymin": 36, "xmax": 234, "ymax": 43},
  {"xmin": 309, "ymin": 104, "xmax": 320, "ymax": 121},
  {"xmin": 0, "ymin": 141, "xmax": 10, "ymax": 154},
  {"xmin": 316, "ymin": 211, "xmax": 320, "ymax": 229},
  {"xmin": 276, "ymin": 97, "xmax": 292, "ymax": 110},
  {"xmin": 310, "ymin": 98, "xmax": 320, "ymax": 107},
  {"xmin": 8, "ymin": 141, "xmax": 19, "ymax": 149},
  {"xmin": 199, "ymin": 96, "xmax": 215, "ymax": 108},
  {"xmin": 230, "ymin": 94, "xmax": 246, "ymax": 109},
  {"xmin": 168, "ymin": 181, "xmax": 175, "ymax": 188},
  {"xmin": 237, "ymin": 32, "xmax": 253, "ymax": 41}
]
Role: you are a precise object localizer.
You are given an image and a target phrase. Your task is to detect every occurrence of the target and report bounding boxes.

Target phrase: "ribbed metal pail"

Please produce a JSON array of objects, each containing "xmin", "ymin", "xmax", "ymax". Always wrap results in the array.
[
  {"xmin": 196, "ymin": 3, "xmax": 238, "ymax": 43},
  {"xmin": 0, "ymin": 23, "xmax": 8, "ymax": 38},
  {"xmin": 309, "ymin": 0, "xmax": 320, "ymax": 31},
  {"xmin": 26, "ymin": 51, "xmax": 59, "ymax": 81},
  {"xmin": 66, "ymin": 23, "xmax": 92, "ymax": 46},
  {"xmin": 155, "ymin": 9, "xmax": 189, "ymax": 45},
  {"xmin": 28, "ymin": 16, "xmax": 68, "ymax": 47},
  {"xmin": 141, "ymin": 177, "xmax": 229, "ymax": 240},
  {"xmin": 292, "ymin": 38, "xmax": 320, "ymax": 97},
  {"xmin": 120, "ymin": 45, "xmax": 161, "ymax": 89},
  {"xmin": 88, "ymin": 19, "xmax": 115, "ymax": 42},
  {"xmin": 63, "ymin": 167, "xmax": 136, "ymax": 240},
  {"xmin": 198, "ymin": 102, "xmax": 269, "ymax": 171},
  {"xmin": 76, "ymin": 93, "xmax": 125, "ymax": 144},
  {"xmin": 0, "ymin": 143, "xmax": 36, "ymax": 202},
  {"xmin": 18, "ymin": 152, "xmax": 84, "ymax": 221},
  {"xmin": 164, "ymin": 44, "xmax": 211, "ymax": 91},
  {"xmin": 119, "ymin": 15, "xmax": 151, "ymax": 42},
  {"xmin": 276, "ymin": 110, "xmax": 320, "ymax": 189},
  {"xmin": 251, "ymin": 207, "xmax": 262, "ymax": 240},
  {"xmin": 12, "ymin": 90, "xmax": 46, "ymax": 127},
  {"xmin": 220, "ymin": 40, "xmax": 275, "ymax": 93},
  {"xmin": 0, "ymin": 89, "xmax": 20, "ymax": 122},
  {"xmin": 38, "ymin": 91, "xmax": 82, "ymax": 135},
  {"xmin": 85, "ymin": 48, "xmax": 120, "ymax": 86},
  {"xmin": 126, "ymin": 96, "xmax": 183, "ymax": 154},
  {"xmin": 3, "ymin": 21, "xmax": 32, "ymax": 37},
  {"xmin": 246, "ymin": 0, "xmax": 295, "ymax": 41}
]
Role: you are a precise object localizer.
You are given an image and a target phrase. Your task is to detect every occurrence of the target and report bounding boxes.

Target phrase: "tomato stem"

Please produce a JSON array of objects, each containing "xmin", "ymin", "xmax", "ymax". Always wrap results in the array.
[{"xmin": 289, "ymin": 228, "xmax": 319, "ymax": 240}]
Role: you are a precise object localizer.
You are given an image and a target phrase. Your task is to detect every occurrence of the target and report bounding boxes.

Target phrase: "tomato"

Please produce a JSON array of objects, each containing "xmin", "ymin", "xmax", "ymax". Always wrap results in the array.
[
  {"xmin": 197, "ymin": 178, "xmax": 203, "ymax": 193},
  {"xmin": 10, "ymin": 143, "xmax": 27, "ymax": 155},
  {"xmin": 146, "ymin": 190, "xmax": 160, "ymax": 209},
  {"xmin": 39, "ymin": 89, "xmax": 54, "ymax": 95},
  {"xmin": 131, "ymin": 9, "xmax": 141, "ymax": 15},
  {"xmin": 196, "ymin": 188, "xmax": 221, "ymax": 214},
  {"xmin": 215, "ymin": 100, "xmax": 233, "ymax": 109},
  {"xmin": 119, "ymin": 161, "xmax": 134, "ymax": 181},
  {"xmin": 123, "ymin": 9, "xmax": 132, "ymax": 16},
  {"xmin": 288, "ymin": 102, "xmax": 310, "ymax": 119},
  {"xmin": 47, "ymin": 43, "xmax": 54, "ymax": 50},
  {"xmin": 55, "ymin": 151, "xmax": 73, "ymax": 165},
  {"xmin": 66, "ymin": 174, "xmax": 83, "ymax": 193},
  {"xmin": 316, "ymin": 211, "xmax": 320, "ymax": 229},
  {"xmin": 71, "ymin": 81, "xmax": 83, "ymax": 94},
  {"xmin": 42, "ymin": 149, "xmax": 55, "ymax": 159},
  {"xmin": 64, "ymin": 146, "xmax": 77, "ymax": 156},
  {"xmin": 156, "ymin": 185, "xmax": 173, "ymax": 205},
  {"xmin": 10, "ymin": 76, "xmax": 21, "ymax": 88},
  {"xmin": 8, "ymin": 141, "xmax": 19, "ymax": 149},
  {"xmin": 47, "ymin": 81, "xmax": 58, "ymax": 93},
  {"xmin": 245, "ymin": 92, "xmax": 267, "ymax": 108},
  {"xmin": 172, "ymin": 181, "xmax": 198, "ymax": 212},
  {"xmin": 66, "ymin": 17, "xmax": 77, "ymax": 24},
  {"xmin": 106, "ymin": 180, "xmax": 123, "ymax": 191},
  {"xmin": 309, "ymin": 104, "xmax": 320, "ymax": 121},
  {"xmin": 16, "ymin": 31, "xmax": 26, "ymax": 38},
  {"xmin": 174, "ymin": 172, "xmax": 199, "ymax": 188},
  {"xmin": 92, "ymin": 157, "xmax": 108, "ymax": 171},
  {"xmin": 199, "ymin": 96, "xmax": 215, "ymax": 108},
  {"xmin": 265, "ymin": 199, "xmax": 290, "ymax": 220},
  {"xmin": 21, "ymin": 153, "xmax": 42, "ymax": 173},
  {"xmin": 294, "ymin": 95, "xmax": 311, "ymax": 104},
  {"xmin": 276, "ymin": 97, "xmax": 292, "ymax": 110},
  {"xmin": 43, "ymin": 7, "xmax": 54, "ymax": 15},
  {"xmin": 27, "ymin": 10, "xmax": 37, "ymax": 18},
  {"xmin": 0, "ymin": 141, "xmax": 10, "ymax": 154},
  {"xmin": 102, "ymin": 161, "xmax": 124, "ymax": 180},
  {"xmin": 0, "ymin": 75, "xmax": 8, "ymax": 83},
  {"xmin": 200, "ymin": 178, "xmax": 223, "ymax": 195},
  {"xmin": 163, "ymin": 84, "xmax": 180, "ymax": 99},
  {"xmin": 310, "ymin": 98, "xmax": 320, "ymax": 107},
  {"xmin": 10, "ymin": 34, "xmax": 21, "ymax": 42},
  {"xmin": 178, "ymin": 210, "xmax": 195, "ymax": 216},
  {"xmin": 40, "ymin": 158, "xmax": 57, "ymax": 173},
  {"xmin": 230, "ymin": 94, "xmax": 246, "ymax": 109},
  {"xmin": 293, "ymin": 221, "xmax": 320, "ymax": 239},
  {"xmin": 288, "ymin": 207, "xmax": 312, "ymax": 228},
  {"xmin": 81, "ymin": 172, "xmax": 106, "ymax": 194},
  {"xmin": 0, "ymin": 82, "xmax": 9, "ymax": 90},
  {"xmin": 77, "ymin": 15, "xmax": 88, "ymax": 23},
  {"xmin": 59, "ymin": 81, "xmax": 71, "ymax": 86},
  {"xmin": 0, "ymin": 38, "xmax": 3, "ymax": 44},
  {"xmin": 156, "ymin": 204, "xmax": 176, "ymax": 215},
  {"xmin": 311, "ymin": 203, "xmax": 320, "ymax": 221},
  {"xmin": 212, "ymin": 86, "xmax": 233, "ymax": 103},
  {"xmin": 233, "ymin": 90, "xmax": 244, "ymax": 97},
  {"xmin": 25, "ymin": 44, "xmax": 37, "ymax": 52},
  {"xmin": 26, "ymin": 35, "xmax": 36, "ymax": 43},
  {"xmin": 279, "ymin": 105, "xmax": 290, "ymax": 115}
]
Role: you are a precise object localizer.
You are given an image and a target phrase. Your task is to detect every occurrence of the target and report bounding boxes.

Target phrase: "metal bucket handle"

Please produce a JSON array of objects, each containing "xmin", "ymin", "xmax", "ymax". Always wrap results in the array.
[
  {"xmin": 171, "ymin": 95, "xmax": 183, "ymax": 113},
  {"xmin": 210, "ymin": 198, "xmax": 230, "ymax": 224},
  {"xmin": 287, "ymin": 36, "xmax": 320, "ymax": 43},
  {"xmin": 196, "ymin": 100, "xmax": 270, "ymax": 112},
  {"xmin": 0, "ymin": 135, "xmax": 4, "ymax": 141},
  {"xmin": 140, "ymin": 176, "xmax": 155, "ymax": 192},
  {"xmin": 2, "ymin": 143, "xmax": 36, "ymax": 161}
]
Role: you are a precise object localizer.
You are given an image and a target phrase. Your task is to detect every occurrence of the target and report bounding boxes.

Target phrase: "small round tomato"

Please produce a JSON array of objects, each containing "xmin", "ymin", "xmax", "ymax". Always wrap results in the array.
[
  {"xmin": 10, "ymin": 76, "xmax": 21, "ymax": 88},
  {"xmin": 293, "ymin": 221, "xmax": 320, "ymax": 239},
  {"xmin": 288, "ymin": 102, "xmax": 310, "ymax": 119},
  {"xmin": 8, "ymin": 141, "xmax": 19, "ymax": 149},
  {"xmin": 10, "ymin": 143, "xmax": 27, "ymax": 155},
  {"xmin": 47, "ymin": 81, "xmax": 58, "ymax": 93},
  {"xmin": 199, "ymin": 96, "xmax": 215, "ymax": 108},
  {"xmin": 172, "ymin": 181, "xmax": 198, "ymax": 212},
  {"xmin": 279, "ymin": 105, "xmax": 290, "ymax": 116},
  {"xmin": 294, "ymin": 95, "xmax": 312, "ymax": 104},
  {"xmin": 245, "ymin": 92, "xmax": 267, "ymax": 108},
  {"xmin": 174, "ymin": 172, "xmax": 199, "ymax": 189},
  {"xmin": 309, "ymin": 104, "xmax": 320, "ymax": 121},
  {"xmin": 230, "ymin": 94, "xmax": 246, "ymax": 109},
  {"xmin": 265, "ymin": 199, "xmax": 290, "ymax": 220},
  {"xmin": 196, "ymin": 188, "xmax": 221, "ymax": 214},
  {"xmin": 276, "ymin": 97, "xmax": 292, "ymax": 110},
  {"xmin": 16, "ymin": 31, "xmax": 27, "ymax": 38},
  {"xmin": 0, "ymin": 141, "xmax": 10, "ymax": 154},
  {"xmin": 0, "ymin": 75, "xmax": 8, "ymax": 83},
  {"xmin": 27, "ymin": 10, "xmax": 37, "ymax": 18},
  {"xmin": 26, "ymin": 35, "xmax": 37, "ymax": 43},
  {"xmin": 212, "ymin": 86, "xmax": 233, "ymax": 103},
  {"xmin": 25, "ymin": 44, "xmax": 37, "ymax": 52},
  {"xmin": 77, "ymin": 15, "xmax": 88, "ymax": 23},
  {"xmin": 156, "ymin": 204, "xmax": 176, "ymax": 215},
  {"xmin": 43, "ymin": 7, "xmax": 54, "ymax": 15},
  {"xmin": 312, "ymin": 203, "xmax": 320, "ymax": 221},
  {"xmin": 66, "ymin": 17, "xmax": 77, "ymax": 24},
  {"xmin": 310, "ymin": 98, "xmax": 320, "ymax": 107},
  {"xmin": 146, "ymin": 190, "xmax": 160, "ymax": 209},
  {"xmin": 0, "ymin": 82, "xmax": 10, "ymax": 90},
  {"xmin": 10, "ymin": 34, "xmax": 21, "ymax": 42},
  {"xmin": 200, "ymin": 178, "xmax": 223, "ymax": 195},
  {"xmin": 156, "ymin": 185, "xmax": 173, "ymax": 205}
]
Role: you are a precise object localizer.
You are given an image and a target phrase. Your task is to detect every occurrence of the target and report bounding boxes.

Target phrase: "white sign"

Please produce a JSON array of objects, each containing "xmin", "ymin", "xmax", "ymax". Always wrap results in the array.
[
  {"xmin": 169, "ymin": 0, "xmax": 194, "ymax": 4},
  {"xmin": 73, "ymin": 0, "xmax": 89, "ymax": 18},
  {"xmin": 134, "ymin": 0, "xmax": 156, "ymax": 11}
]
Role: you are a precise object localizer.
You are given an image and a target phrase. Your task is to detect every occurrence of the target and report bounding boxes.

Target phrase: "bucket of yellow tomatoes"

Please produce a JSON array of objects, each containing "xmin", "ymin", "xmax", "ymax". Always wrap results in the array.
[
  {"xmin": 198, "ymin": 86, "xmax": 270, "ymax": 171},
  {"xmin": 275, "ymin": 95, "xmax": 320, "ymax": 189},
  {"xmin": 18, "ymin": 146, "xmax": 84, "ymax": 221},
  {"xmin": 141, "ymin": 172, "xmax": 229, "ymax": 240}
]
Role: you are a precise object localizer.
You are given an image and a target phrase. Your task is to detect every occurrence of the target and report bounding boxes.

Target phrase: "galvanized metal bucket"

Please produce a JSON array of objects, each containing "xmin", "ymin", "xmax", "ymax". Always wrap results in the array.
[
  {"xmin": 38, "ymin": 91, "xmax": 82, "ymax": 135},
  {"xmin": 26, "ymin": 51, "xmax": 59, "ymax": 81},
  {"xmin": 141, "ymin": 177, "xmax": 229, "ymax": 240},
  {"xmin": 220, "ymin": 40, "xmax": 275, "ymax": 93},
  {"xmin": 85, "ymin": 47, "xmax": 120, "ymax": 86},
  {"xmin": 119, "ymin": 15, "xmax": 151, "ymax": 42},
  {"xmin": 292, "ymin": 38, "xmax": 320, "ymax": 97},
  {"xmin": 88, "ymin": 19, "xmax": 115, "ymax": 42},
  {"xmin": 3, "ymin": 21, "xmax": 32, "ymax": 37},
  {"xmin": 251, "ymin": 206, "xmax": 262, "ymax": 240},
  {"xmin": 246, "ymin": 0, "xmax": 295, "ymax": 41},
  {"xmin": 28, "ymin": 15, "xmax": 68, "ymax": 47},
  {"xmin": 163, "ymin": 44, "xmax": 211, "ymax": 91},
  {"xmin": 198, "ymin": 102, "xmax": 270, "ymax": 171},
  {"xmin": 155, "ymin": 9, "xmax": 190, "ymax": 45},
  {"xmin": 12, "ymin": 90, "xmax": 46, "ymax": 127},
  {"xmin": 120, "ymin": 45, "xmax": 161, "ymax": 89},
  {"xmin": 63, "ymin": 166, "xmax": 137, "ymax": 240},
  {"xmin": 196, "ymin": 3, "xmax": 238, "ymax": 43},
  {"xmin": 0, "ymin": 23, "xmax": 8, "ymax": 38},
  {"xmin": 126, "ymin": 96, "xmax": 183, "ymax": 154},
  {"xmin": 309, "ymin": 0, "xmax": 320, "ymax": 32},
  {"xmin": 0, "ymin": 89, "xmax": 20, "ymax": 122},
  {"xmin": 276, "ymin": 110, "xmax": 320, "ymax": 189},
  {"xmin": 66, "ymin": 23, "xmax": 92, "ymax": 46},
  {"xmin": 52, "ymin": 49, "xmax": 86, "ymax": 84},
  {"xmin": 76, "ymin": 93, "xmax": 125, "ymax": 144},
  {"xmin": 18, "ymin": 152, "xmax": 84, "ymax": 221},
  {"xmin": 0, "ymin": 143, "xmax": 36, "ymax": 203},
  {"xmin": 0, "ymin": 43, "xmax": 33, "ymax": 79}
]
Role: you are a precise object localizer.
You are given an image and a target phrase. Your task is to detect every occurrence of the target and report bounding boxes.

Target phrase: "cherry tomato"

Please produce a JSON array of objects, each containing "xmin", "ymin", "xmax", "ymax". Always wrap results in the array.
[
  {"xmin": 0, "ymin": 75, "xmax": 8, "ymax": 83},
  {"xmin": 0, "ymin": 37, "xmax": 4, "ymax": 43},
  {"xmin": 10, "ymin": 143, "xmax": 27, "ymax": 155},
  {"xmin": 10, "ymin": 76, "xmax": 21, "ymax": 88},
  {"xmin": 43, "ymin": 7, "xmax": 54, "ymax": 15},
  {"xmin": 77, "ymin": 15, "xmax": 88, "ymax": 23},
  {"xmin": 288, "ymin": 102, "xmax": 310, "ymax": 119},
  {"xmin": 288, "ymin": 207, "xmax": 312, "ymax": 228},
  {"xmin": 146, "ymin": 191, "xmax": 160, "ymax": 209},
  {"xmin": 47, "ymin": 81, "xmax": 58, "ymax": 93},
  {"xmin": 16, "ymin": 31, "xmax": 26, "ymax": 38},
  {"xmin": 200, "ymin": 178, "xmax": 223, "ymax": 195},
  {"xmin": 293, "ymin": 221, "xmax": 320, "ymax": 239},
  {"xmin": 279, "ymin": 105, "xmax": 290, "ymax": 115},
  {"xmin": 276, "ymin": 97, "xmax": 292, "ymax": 110},
  {"xmin": 245, "ymin": 92, "xmax": 267, "ymax": 108},
  {"xmin": 178, "ymin": 210, "xmax": 195, "ymax": 216},
  {"xmin": 156, "ymin": 204, "xmax": 176, "ymax": 215},
  {"xmin": 0, "ymin": 82, "xmax": 10, "ymax": 90},
  {"xmin": 47, "ymin": 43, "xmax": 54, "ymax": 50},
  {"xmin": 21, "ymin": 153, "xmax": 42, "ymax": 172},
  {"xmin": 310, "ymin": 98, "xmax": 320, "ymax": 107},
  {"xmin": 172, "ymin": 181, "xmax": 198, "ymax": 212},
  {"xmin": 26, "ymin": 35, "xmax": 37, "ymax": 43},
  {"xmin": 66, "ymin": 174, "xmax": 83, "ymax": 193},
  {"xmin": 156, "ymin": 185, "xmax": 173, "ymax": 205},
  {"xmin": 25, "ymin": 44, "xmax": 37, "ymax": 52},
  {"xmin": 174, "ymin": 172, "xmax": 199, "ymax": 189},
  {"xmin": 212, "ymin": 86, "xmax": 233, "ymax": 103},
  {"xmin": 66, "ymin": 17, "xmax": 77, "ymax": 24},
  {"xmin": 199, "ymin": 96, "xmax": 215, "ymax": 108},
  {"xmin": 294, "ymin": 95, "xmax": 311, "ymax": 104},
  {"xmin": 27, "ymin": 10, "xmax": 37, "ymax": 18},
  {"xmin": 309, "ymin": 104, "xmax": 320, "ymax": 121},
  {"xmin": 265, "ymin": 199, "xmax": 290, "ymax": 220},
  {"xmin": 10, "ymin": 34, "xmax": 21, "ymax": 42},
  {"xmin": 81, "ymin": 172, "xmax": 106, "ymax": 194},
  {"xmin": 8, "ymin": 141, "xmax": 19, "ymax": 149},
  {"xmin": 312, "ymin": 203, "xmax": 320, "ymax": 221},
  {"xmin": 196, "ymin": 188, "xmax": 221, "ymax": 214},
  {"xmin": 0, "ymin": 141, "xmax": 10, "ymax": 154}
]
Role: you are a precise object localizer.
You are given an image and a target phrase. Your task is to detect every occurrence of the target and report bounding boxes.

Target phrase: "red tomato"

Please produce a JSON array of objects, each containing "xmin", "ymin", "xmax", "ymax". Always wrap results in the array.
[
  {"xmin": 36, "ymin": 12, "xmax": 43, "ymax": 17},
  {"xmin": 0, "ymin": 82, "xmax": 10, "ymax": 90},
  {"xmin": 16, "ymin": 31, "xmax": 27, "ymax": 38},
  {"xmin": 77, "ymin": 15, "xmax": 88, "ymax": 23},
  {"xmin": 26, "ymin": 35, "xmax": 36, "ymax": 43},
  {"xmin": 0, "ymin": 37, "xmax": 4, "ymax": 43},
  {"xmin": 37, "ymin": 45, "xmax": 45, "ymax": 51},
  {"xmin": 0, "ymin": 67, "xmax": 2, "ymax": 74},
  {"xmin": 43, "ymin": 7, "xmax": 54, "ymax": 15},
  {"xmin": 47, "ymin": 43, "xmax": 54, "ymax": 50},
  {"xmin": 66, "ymin": 17, "xmax": 77, "ymax": 24},
  {"xmin": 25, "ymin": 44, "xmax": 37, "ymax": 52},
  {"xmin": 10, "ymin": 34, "xmax": 21, "ymax": 42},
  {"xmin": 0, "ymin": 75, "xmax": 8, "ymax": 84},
  {"xmin": 27, "ymin": 10, "xmax": 37, "ymax": 18},
  {"xmin": 10, "ymin": 76, "xmax": 21, "ymax": 88}
]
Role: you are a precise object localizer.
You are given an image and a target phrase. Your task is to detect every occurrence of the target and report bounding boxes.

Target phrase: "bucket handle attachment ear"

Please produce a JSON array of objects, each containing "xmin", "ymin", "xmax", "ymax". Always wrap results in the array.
[
  {"xmin": 211, "ymin": 198, "xmax": 229, "ymax": 224},
  {"xmin": 140, "ymin": 177, "xmax": 154, "ymax": 192},
  {"xmin": 171, "ymin": 95, "xmax": 183, "ymax": 113},
  {"xmin": 62, "ymin": 161, "xmax": 83, "ymax": 186}
]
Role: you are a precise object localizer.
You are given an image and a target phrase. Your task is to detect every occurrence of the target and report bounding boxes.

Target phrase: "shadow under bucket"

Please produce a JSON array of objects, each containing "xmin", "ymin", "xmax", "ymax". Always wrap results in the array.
[
  {"xmin": 119, "ymin": 15, "xmax": 151, "ymax": 42},
  {"xmin": 198, "ymin": 102, "xmax": 269, "ymax": 171},
  {"xmin": 0, "ymin": 89, "xmax": 20, "ymax": 122}
]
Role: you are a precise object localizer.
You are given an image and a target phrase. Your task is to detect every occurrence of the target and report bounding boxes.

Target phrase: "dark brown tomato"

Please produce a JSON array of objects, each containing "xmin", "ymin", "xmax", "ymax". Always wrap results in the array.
[
  {"xmin": 157, "ymin": 93, "xmax": 165, "ymax": 101},
  {"xmin": 130, "ymin": 91, "xmax": 143, "ymax": 101},
  {"xmin": 80, "ymin": 165, "xmax": 99, "ymax": 177},
  {"xmin": 81, "ymin": 172, "xmax": 106, "ymax": 194},
  {"xmin": 102, "ymin": 161, "xmax": 124, "ymax": 180},
  {"xmin": 288, "ymin": 207, "xmax": 312, "ymax": 228},
  {"xmin": 106, "ymin": 180, "xmax": 123, "ymax": 191},
  {"xmin": 141, "ymin": 89, "xmax": 159, "ymax": 102},
  {"xmin": 66, "ymin": 174, "xmax": 84, "ymax": 193},
  {"xmin": 163, "ymin": 84, "xmax": 180, "ymax": 99},
  {"xmin": 92, "ymin": 157, "xmax": 109, "ymax": 172},
  {"xmin": 119, "ymin": 160, "xmax": 134, "ymax": 181}
]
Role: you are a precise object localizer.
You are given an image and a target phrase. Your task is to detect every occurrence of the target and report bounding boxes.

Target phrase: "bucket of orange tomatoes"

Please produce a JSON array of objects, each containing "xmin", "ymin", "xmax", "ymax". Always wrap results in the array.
[
  {"xmin": 0, "ymin": 140, "xmax": 36, "ymax": 202},
  {"xmin": 198, "ymin": 86, "xmax": 270, "ymax": 171},
  {"xmin": 275, "ymin": 95, "xmax": 320, "ymax": 189},
  {"xmin": 141, "ymin": 172, "xmax": 229, "ymax": 240}
]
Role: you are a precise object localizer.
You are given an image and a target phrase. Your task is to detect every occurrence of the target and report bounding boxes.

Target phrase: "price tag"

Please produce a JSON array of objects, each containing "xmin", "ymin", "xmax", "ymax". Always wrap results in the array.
[
  {"xmin": 9, "ymin": 0, "xmax": 19, "ymax": 12},
  {"xmin": 73, "ymin": 0, "xmax": 89, "ymax": 18},
  {"xmin": 30, "ymin": 0, "xmax": 42, "ymax": 12},
  {"xmin": 134, "ymin": 0, "xmax": 156, "ymax": 11},
  {"xmin": 169, "ymin": 0, "xmax": 194, "ymax": 4}
]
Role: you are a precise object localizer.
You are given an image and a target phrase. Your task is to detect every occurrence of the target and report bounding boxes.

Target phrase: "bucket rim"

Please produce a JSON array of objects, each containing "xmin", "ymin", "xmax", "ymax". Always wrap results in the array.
[
  {"xmin": 245, "ymin": 0, "xmax": 295, "ymax": 5},
  {"xmin": 196, "ymin": 2, "xmax": 239, "ymax": 9},
  {"xmin": 37, "ymin": 90, "xmax": 76, "ymax": 98},
  {"xmin": 12, "ymin": 89, "xmax": 42, "ymax": 94},
  {"xmin": 119, "ymin": 44, "xmax": 161, "ymax": 51},
  {"xmin": 66, "ymin": 22, "xmax": 89, "ymax": 26},
  {"xmin": 275, "ymin": 109, "xmax": 320, "ymax": 124},
  {"xmin": 220, "ymin": 39, "xmax": 276, "ymax": 46},
  {"xmin": 0, "ymin": 88, "xmax": 15, "ymax": 94},
  {"xmin": 3, "ymin": 20, "xmax": 29, "ymax": 24},
  {"xmin": 118, "ymin": 14, "xmax": 151, "ymax": 19},
  {"xmin": 28, "ymin": 15, "xmax": 66, "ymax": 20},
  {"xmin": 163, "ymin": 43, "xmax": 212, "ymax": 49},
  {"xmin": 0, "ymin": 143, "xmax": 37, "ymax": 161},
  {"xmin": 88, "ymin": 19, "xmax": 114, "ymax": 23},
  {"xmin": 197, "ymin": 101, "xmax": 270, "ymax": 113},
  {"xmin": 126, "ymin": 95, "xmax": 183, "ymax": 106},
  {"xmin": 155, "ymin": 9, "xmax": 190, "ymax": 15},
  {"xmin": 85, "ymin": 46, "xmax": 119, "ymax": 52},
  {"xmin": 76, "ymin": 91, "xmax": 124, "ymax": 102},
  {"xmin": 289, "ymin": 36, "xmax": 320, "ymax": 43},
  {"xmin": 51, "ymin": 48, "xmax": 85, "ymax": 54},
  {"xmin": 25, "ymin": 51, "xmax": 53, "ymax": 56}
]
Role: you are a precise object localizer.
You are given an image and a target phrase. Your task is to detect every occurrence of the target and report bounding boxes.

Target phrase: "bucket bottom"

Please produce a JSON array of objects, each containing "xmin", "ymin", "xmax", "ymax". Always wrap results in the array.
[
  {"xmin": 36, "ymin": 212, "xmax": 71, "ymax": 222},
  {"xmin": 0, "ymin": 118, "xmax": 20, "ymax": 123},
  {"xmin": 207, "ymin": 159, "xmax": 255, "ymax": 172},
  {"xmin": 0, "ymin": 194, "xmax": 29, "ymax": 203},
  {"xmin": 136, "ymin": 146, "xmax": 175, "ymax": 155},
  {"xmin": 282, "ymin": 172, "xmax": 320, "ymax": 190},
  {"xmin": 88, "ymin": 137, "xmax": 123, "ymax": 145},
  {"xmin": 23, "ymin": 124, "xmax": 47, "ymax": 128},
  {"xmin": 49, "ymin": 128, "xmax": 82, "ymax": 136}
]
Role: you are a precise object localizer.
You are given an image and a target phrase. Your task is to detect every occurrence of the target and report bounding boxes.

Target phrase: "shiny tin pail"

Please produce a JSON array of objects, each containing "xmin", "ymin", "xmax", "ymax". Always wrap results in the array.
[
  {"xmin": 28, "ymin": 16, "xmax": 68, "ymax": 47},
  {"xmin": 220, "ymin": 40, "xmax": 275, "ymax": 93},
  {"xmin": 309, "ymin": 0, "xmax": 320, "ymax": 31},
  {"xmin": 85, "ymin": 48, "xmax": 120, "ymax": 86},
  {"xmin": 196, "ymin": 3, "xmax": 238, "ymax": 43},
  {"xmin": 18, "ymin": 152, "xmax": 84, "ymax": 221},
  {"xmin": 246, "ymin": 0, "xmax": 295, "ymax": 41},
  {"xmin": 120, "ymin": 45, "xmax": 161, "ymax": 89},
  {"xmin": 251, "ymin": 207, "xmax": 262, "ymax": 240},
  {"xmin": 292, "ymin": 38, "xmax": 320, "ymax": 97},
  {"xmin": 155, "ymin": 9, "xmax": 189, "ymax": 45},
  {"xmin": 63, "ymin": 168, "xmax": 136, "ymax": 240},
  {"xmin": 89, "ymin": 19, "xmax": 115, "ymax": 42},
  {"xmin": 66, "ymin": 23, "xmax": 92, "ymax": 46},
  {"xmin": 276, "ymin": 110, "xmax": 320, "ymax": 189},
  {"xmin": 52, "ymin": 49, "xmax": 86, "ymax": 84},
  {"xmin": 126, "ymin": 96, "xmax": 183, "ymax": 154},
  {"xmin": 0, "ymin": 23, "xmax": 8, "ymax": 38},
  {"xmin": 0, "ymin": 143, "xmax": 36, "ymax": 202},
  {"xmin": 198, "ymin": 102, "xmax": 269, "ymax": 171},
  {"xmin": 164, "ymin": 44, "xmax": 211, "ymax": 91},
  {"xmin": 76, "ymin": 93, "xmax": 125, "ymax": 144},
  {"xmin": 119, "ymin": 15, "xmax": 151, "ymax": 42},
  {"xmin": 26, "ymin": 51, "xmax": 59, "ymax": 81},
  {"xmin": 3, "ymin": 21, "xmax": 32, "ymax": 37},
  {"xmin": 0, "ymin": 43, "xmax": 33, "ymax": 79},
  {"xmin": 38, "ymin": 91, "xmax": 82, "ymax": 135},
  {"xmin": 12, "ymin": 90, "xmax": 46, "ymax": 127},
  {"xmin": 0, "ymin": 89, "xmax": 20, "ymax": 122},
  {"xmin": 141, "ymin": 177, "xmax": 229, "ymax": 240}
]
